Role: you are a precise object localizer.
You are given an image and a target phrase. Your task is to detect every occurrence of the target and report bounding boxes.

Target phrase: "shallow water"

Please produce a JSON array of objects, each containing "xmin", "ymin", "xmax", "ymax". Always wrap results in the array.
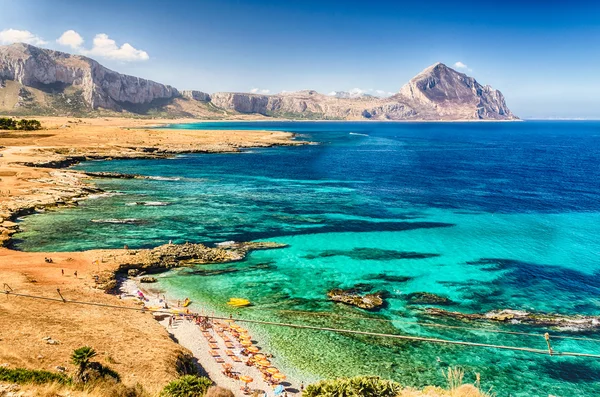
[{"xmin": 14, "ymin": 121, "xmax": 600, "ymax": 396}]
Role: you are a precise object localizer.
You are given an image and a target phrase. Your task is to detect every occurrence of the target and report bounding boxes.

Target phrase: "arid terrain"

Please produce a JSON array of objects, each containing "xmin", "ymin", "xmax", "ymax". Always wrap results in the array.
[{"xmin": 0, "ymin": 116, "xmax": 307, "ymax": 394}]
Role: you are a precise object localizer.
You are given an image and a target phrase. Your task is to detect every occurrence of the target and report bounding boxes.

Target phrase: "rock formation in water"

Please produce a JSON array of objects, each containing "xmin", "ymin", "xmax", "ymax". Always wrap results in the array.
[
  {"xmin": 0, "ymin": 43, "xmax": 517, "ymax": 120},
  {"xmin": 327, "ymin": 288, "xmax": 384, "ymax": 310}
]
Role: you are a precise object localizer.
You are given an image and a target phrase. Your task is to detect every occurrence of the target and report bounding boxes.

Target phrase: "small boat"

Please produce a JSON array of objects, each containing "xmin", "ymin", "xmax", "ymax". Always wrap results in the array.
[
  {"xmin": 227, "ymin": 298, "xmax": 251, "ymax": 307},
  {"xmin": 182, "ymin": 298, "xmax": 192, "ymax": 307}
]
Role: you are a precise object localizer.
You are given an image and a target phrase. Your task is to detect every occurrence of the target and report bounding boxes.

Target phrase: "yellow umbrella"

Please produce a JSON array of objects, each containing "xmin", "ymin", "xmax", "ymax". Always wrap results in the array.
[
  {"xmin": 230, "ymin": 324, "xmax": 241, "ymax": 330},
  {"xmin": 266, "ymin": 367, "xmax": 279, "ymax": 374},
  {"xmin": 239, "ymin": 335, "xmax": 252, "ymax": 341},
  {"xmin": 247, "ymin": 346, "xmax": 260, "ymax": 353},
  {"xmin": 241, "ymin": 340, "xmax": 253, "ymax": 347},
  {"xmin": 253, "ymin": 353, "xmax": 266, "ymax": 360},
  {"xmin": 256, "ymin": 359, "xmax": 270, "ymax": 367},
  {"xmin": 273, "ymin": 373, "xmax": 286, "ymax": 380},
  {"xmin": 239, "ymin": 375, "xmax": 253, "ymax": 384}
]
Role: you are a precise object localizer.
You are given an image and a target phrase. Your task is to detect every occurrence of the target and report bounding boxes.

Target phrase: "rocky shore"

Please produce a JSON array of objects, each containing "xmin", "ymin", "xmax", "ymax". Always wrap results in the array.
[
  {"xmin": 424, "ymin": 308, "xmax": 600, "ymax": 331},
  {"xmin": 0, "ymin": 116, "xmax": 310, "ymax": 248}
]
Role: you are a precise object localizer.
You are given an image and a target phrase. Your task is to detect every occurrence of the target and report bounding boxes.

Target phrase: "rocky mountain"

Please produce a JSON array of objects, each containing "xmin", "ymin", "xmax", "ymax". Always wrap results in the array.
[{"xmin": 0, "ymin": 43, "xmax": 517, "ymax": 120}]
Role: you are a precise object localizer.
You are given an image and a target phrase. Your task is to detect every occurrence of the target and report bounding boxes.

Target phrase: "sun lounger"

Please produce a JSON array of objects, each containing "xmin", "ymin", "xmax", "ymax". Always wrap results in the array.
[
  {"xmin": 209, "ymin": 350, "xmax": 219, "ymax": 357},
  {"xmin": 225, "ymin": 349, "xmax": 235, "ymax": 356},
  {"xmin": 215, "ymin": 357, "xmax": 225, "ymax": 363},
  {"xmin": 225, "ymin": 342, "xmax": 234, "ymax": 348},
  {"xmin": 232, "ymin": 355, "xmax": 242, "ymax": 363},
  {"xmin": 209, "ymin": 343, "xmax": 219, "ymax": 349}
]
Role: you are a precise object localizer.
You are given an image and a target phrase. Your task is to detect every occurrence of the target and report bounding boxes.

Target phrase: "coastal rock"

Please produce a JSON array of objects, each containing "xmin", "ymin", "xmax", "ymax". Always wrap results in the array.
[
  {"xmin": 327, "ymin": 288, "xmax": 384, "ymax": 310},
  {"xmin": 109, "ymin": 242, "xmax": 287, "ymax": 272},
  {"xmin": 140, "ymin": 276, "xmax": 157, "ymax": 283},
  {"xmin": 424, "ymin": 308, "xmax": 600, "ymax": 331},
  {"xmin": 127, "ymin": 269, "xmax": 140, "ymax": 277}
]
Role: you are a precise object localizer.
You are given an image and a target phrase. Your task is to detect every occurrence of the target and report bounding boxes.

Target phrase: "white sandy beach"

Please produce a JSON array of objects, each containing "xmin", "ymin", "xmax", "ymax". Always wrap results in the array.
[{"xmin": 120, "ymin": 279, "xmax": 301, "ymax": 397}]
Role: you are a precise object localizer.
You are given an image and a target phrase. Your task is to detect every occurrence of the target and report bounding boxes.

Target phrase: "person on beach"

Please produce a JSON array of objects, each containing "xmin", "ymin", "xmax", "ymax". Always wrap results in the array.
[
  {"xmin": 61, "ymin": 269, "xmax": 64, "ymax": 276},
  {"xmin": 74, "ymin": 270, "xmax": 77, "ymax": 278},
  {"xmin": 168, "ymin": 316, "xmax": 173, "ymax": 328}
]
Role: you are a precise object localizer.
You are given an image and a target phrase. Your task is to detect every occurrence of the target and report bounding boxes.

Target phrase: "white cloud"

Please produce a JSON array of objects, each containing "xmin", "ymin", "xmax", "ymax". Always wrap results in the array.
[
  {"xmin": 83, "ymin": 33, "xmax": 149, "ymax": 61},
  {"xmin": 0, "ymin": 29, "xmax": 47, "ymax": 45},
  {"xmin": 454, "ymin": 61, "xmax": 472, "ymax": 72},
  {"xmin": 250, "ymin": 88, "xmax": 270, "ymax": 94},
  {"xmin": 56, "ymin": 30, "xmax": 84, "ymax": 49}
]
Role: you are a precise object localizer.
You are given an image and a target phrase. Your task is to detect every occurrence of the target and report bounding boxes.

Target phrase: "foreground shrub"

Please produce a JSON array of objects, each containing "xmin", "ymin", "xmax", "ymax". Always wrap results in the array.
[
  {"xmin": 304, "ymin": 375, "xmax": 402, "ymax": 397},
  {"xmin": 0, "ymin": 367, "xmax": 70, "ymax": 385},
  {"xmin": 160, "ymin": 375, "xmax": 213, "ymax": 397}
]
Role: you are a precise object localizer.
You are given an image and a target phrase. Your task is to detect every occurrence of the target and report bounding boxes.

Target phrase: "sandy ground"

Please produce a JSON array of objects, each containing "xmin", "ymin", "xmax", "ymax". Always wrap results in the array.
[
  {"xmin": 0, "ymin": 116, "xmax": 307, "ymax": 394},
  {"xmin": 121, "ymin": 280, "xmax": 300, "ymax": 397}
]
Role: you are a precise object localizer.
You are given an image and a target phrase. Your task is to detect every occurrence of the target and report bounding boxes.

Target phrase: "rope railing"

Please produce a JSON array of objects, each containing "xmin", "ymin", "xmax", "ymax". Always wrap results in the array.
[{"xmin": 4, "ymin": 288, "xmax": 600, "ymax": 359}]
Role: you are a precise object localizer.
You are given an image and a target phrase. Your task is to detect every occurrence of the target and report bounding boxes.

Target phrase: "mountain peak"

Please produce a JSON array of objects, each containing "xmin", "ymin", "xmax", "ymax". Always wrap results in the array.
[{"xmin": 397, "ymin": 62, "xmax": 516, "ymax": 120}]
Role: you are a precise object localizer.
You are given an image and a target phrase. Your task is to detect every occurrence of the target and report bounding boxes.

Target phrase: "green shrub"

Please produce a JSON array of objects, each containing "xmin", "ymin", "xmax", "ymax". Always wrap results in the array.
[
  {"xmin": 0, "ymin": 117, "xmax": 41, "ymax": 130},
  {"xmin": 160, "ymin": 375, "xmax": 213, "ymax": 397},
  {"xmin": 303, "ymin": 375, "xmax": 402, "ymax": 397},
  {"xmin": 0, "ymin": 367, "xmax": 70, "ymax": 385}
]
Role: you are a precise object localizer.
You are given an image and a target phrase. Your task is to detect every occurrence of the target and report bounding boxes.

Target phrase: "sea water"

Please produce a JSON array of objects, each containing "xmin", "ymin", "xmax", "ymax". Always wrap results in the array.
[{"xmin": 13, "ymin": 121, "xmax": 600, "ymax": 396}]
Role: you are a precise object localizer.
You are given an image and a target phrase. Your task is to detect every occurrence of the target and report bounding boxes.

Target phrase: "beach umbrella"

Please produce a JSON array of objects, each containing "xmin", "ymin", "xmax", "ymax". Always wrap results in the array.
[
  {"xmin": 274, "ymin": 385, "xmax": 285, "ymax": 395},
  {"xmin": 266, "ymin": 367, "xmax": 279, "ymax": 374},
  {"xmin": 273, "ymin": 373, "xmax": 286, "ymax": 381},
  {"xmin": 253, "ymin": 353, "xmax": 266, "ymax": 360},
  {"xmin": 239, "ymin": 335, "xmax": 251, "ymax": 341},
  {"xmin": 247, "ymin": 346, "xmax": 260, "ymax": 353},
  {"xmin": 239, "ymin": 375, "xmax": 253, "ymax": 384},
  {"xmin": 256, "ymin": 359, "xmax": 270, "ymax": 367},
  {"xmin": 241, "ymin": 340, "xmax": 253, "ymax": 347}
]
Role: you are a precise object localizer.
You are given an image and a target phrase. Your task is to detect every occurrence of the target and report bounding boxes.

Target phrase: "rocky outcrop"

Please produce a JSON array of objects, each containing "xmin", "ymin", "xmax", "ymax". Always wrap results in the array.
[
  {"xmin": 424, "ymin": 308, "xmax": 600, "ymax": 331},
  {"xmin": 107, "ymin": 241, "xmax": 287, "ymax": 271},
  {"xmin": 327, "ymin": 288, "xmax": 384, "ymax": 310},
  {"xmin": 181, "ymin": 90, "xmax": 211, "ymax": 102},
  {"xmin": 0, "ymin": 43, "xmax": 178, "ymax": 111}
]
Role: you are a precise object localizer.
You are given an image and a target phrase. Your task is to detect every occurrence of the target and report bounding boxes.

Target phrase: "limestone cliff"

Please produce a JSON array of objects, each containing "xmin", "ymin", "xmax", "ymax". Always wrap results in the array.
[{"xmin": 0, "ymin": 43, "xmax": 178, "ymax": 112}]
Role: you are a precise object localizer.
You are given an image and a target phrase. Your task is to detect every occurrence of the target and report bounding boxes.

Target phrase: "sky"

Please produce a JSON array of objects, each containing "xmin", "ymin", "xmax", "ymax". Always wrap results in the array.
[{"xmin": 1, "ymin": 0, "xmax": 600, "ymax": 119}]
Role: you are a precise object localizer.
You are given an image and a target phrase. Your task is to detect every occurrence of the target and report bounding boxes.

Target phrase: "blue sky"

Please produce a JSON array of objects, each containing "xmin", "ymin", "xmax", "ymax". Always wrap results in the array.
[{"xmin": 1, "ymin": 0, "xmax": 599, "ymax": 118}]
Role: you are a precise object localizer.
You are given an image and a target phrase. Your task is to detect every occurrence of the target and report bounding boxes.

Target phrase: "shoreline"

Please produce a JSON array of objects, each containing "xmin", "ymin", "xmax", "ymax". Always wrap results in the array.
[
  {"xmin": 122, "ymin": 277, "xmax": 302, "ymax": 396},
  {"xmin": 0, "ymin": 116, "xmax": 311, "ymax": 393}
]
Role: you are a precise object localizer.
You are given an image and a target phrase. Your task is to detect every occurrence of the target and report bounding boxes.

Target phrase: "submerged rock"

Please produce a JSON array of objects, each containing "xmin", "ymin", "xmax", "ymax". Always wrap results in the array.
[
  {"xmin": 327, "ymin": 288, "xmax": 384, "ymax": 310},
  {"xmin": 140, "ymin": 276, "xmax": 157, "ymax": 283},
  {"xmin": 407, "ymin": 292, "xmax": 453, "ymax": 305}
]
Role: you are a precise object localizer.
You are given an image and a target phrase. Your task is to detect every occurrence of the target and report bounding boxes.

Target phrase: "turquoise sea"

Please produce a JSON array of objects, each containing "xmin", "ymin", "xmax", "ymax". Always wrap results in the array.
[{"xmin": 13, "ymin": 121, "xmax": 600, "ymax": 396}]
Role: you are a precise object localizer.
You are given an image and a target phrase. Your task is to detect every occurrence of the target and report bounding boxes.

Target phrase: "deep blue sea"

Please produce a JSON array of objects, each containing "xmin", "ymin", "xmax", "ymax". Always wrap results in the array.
[{"xmin": 13, "ymin": 121, "xmax": 600, "ymax": 396}]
